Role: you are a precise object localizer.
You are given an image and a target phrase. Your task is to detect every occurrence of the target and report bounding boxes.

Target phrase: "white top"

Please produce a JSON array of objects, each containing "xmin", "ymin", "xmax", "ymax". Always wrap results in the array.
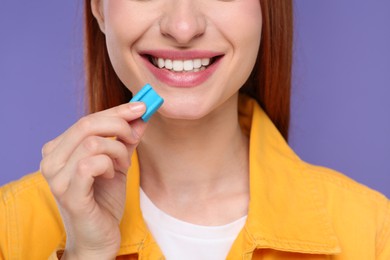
[{"xmin": 140, "ymin": 189, "xmax": 247, "ymax": 260}]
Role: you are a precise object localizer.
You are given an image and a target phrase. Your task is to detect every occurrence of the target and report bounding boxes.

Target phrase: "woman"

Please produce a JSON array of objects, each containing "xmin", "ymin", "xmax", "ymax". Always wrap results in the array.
[{"xmin": 0, "ymin": 0, "xmax": 389, "ymax": 259}]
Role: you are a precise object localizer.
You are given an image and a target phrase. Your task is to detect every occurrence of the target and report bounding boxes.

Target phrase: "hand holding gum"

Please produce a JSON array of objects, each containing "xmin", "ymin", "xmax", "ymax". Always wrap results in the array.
[{"xmin": 130, "ymin": 84, "xmax": 164, "ymax": 122}]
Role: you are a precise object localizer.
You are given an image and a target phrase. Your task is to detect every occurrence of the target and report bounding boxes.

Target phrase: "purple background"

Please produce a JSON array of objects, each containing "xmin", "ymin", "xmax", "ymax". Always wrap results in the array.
[{"xmin": 1, "ymin": 1, "xmax": 389, "ymax": 197}]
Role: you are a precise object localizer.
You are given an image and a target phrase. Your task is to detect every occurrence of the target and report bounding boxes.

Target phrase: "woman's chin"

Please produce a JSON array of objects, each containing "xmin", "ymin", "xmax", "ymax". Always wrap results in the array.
[
  {"xmin": 153, "ymin": 93, "xmax": 238, "ymax": 122},
  {"xmin": 156, "ymin": 102, "xmax": 211, "ymax": 121},
  {"xmin": 157, "ymin": 110, "xmax": 207, "ymax": 121}
]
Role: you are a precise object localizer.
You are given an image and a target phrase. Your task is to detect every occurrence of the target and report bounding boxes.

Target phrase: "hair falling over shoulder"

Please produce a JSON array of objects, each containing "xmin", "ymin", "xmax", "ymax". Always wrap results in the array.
[{"xmin": 83, "ymin": 0, "xmax": 293, "ymax": 141}]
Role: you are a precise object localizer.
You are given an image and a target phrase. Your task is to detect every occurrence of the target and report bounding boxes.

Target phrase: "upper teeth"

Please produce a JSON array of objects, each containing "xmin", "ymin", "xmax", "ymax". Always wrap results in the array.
[{"xmin": 153, "ymin": 57, "xmax": 211, "ymax": 72}]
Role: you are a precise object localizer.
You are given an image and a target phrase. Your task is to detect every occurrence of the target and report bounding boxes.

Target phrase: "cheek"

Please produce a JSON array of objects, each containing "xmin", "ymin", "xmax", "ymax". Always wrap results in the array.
[
  {"xmin": 231, "ymin": 1, "xmax": 262, "ymax": 59},
  {"xmin": 211, "ymin": 0, "xmax": 262, "ymax": 42},
  {"xmin": 215, "ymin": 2, "xmax": 262, "ymax": 99},
  {"xmin": 211, "ymin": 0, "xmax": 262, "ymax": 71},
  {"xmin": 102, "ymin": 2, "xmax": 153, "ymax": 91},
  {"xmin": 103, "ymin": 3, "xmax": 141, "ymax": 55},
  {"xmin": 103, "ymin": 1, "xmax": 162, "ymax": 49}
]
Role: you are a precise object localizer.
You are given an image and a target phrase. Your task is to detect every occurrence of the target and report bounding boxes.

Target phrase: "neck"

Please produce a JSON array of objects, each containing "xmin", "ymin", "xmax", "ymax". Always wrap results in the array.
[{"xmin": 137, "ymin": 94, "xmax": 249, "ymax": 224}]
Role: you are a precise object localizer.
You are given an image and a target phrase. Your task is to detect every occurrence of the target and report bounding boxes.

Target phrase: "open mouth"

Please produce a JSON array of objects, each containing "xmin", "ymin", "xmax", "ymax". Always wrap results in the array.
[{"xmin": 145, "ymin": 55, "xmax": 222, "ymax": 73}]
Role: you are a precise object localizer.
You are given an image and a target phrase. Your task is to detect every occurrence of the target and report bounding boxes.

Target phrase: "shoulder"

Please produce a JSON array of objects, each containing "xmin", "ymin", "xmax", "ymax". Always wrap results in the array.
[
  {"xmin": 303, "ymin": 162, "xmax": 389, "ymax": 207},
  {"xmin": 302, "ymin": 163, "xmax": 390, "ymax": 257},
  {"xmin": 0, "ymin": 172, "xmax": 65, "ymax": 259},
  {"xmin": 0, "ymin": 172, "xmax": 57, "ymax": 211},
  {"xmin": 1, "ymin": 172, "xmax": 49, "ymax": 200}
]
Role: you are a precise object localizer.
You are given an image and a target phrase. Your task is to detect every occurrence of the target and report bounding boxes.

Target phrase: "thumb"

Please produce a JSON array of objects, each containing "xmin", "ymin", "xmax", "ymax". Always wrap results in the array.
[{"xmin": 130, "ymin": 118, "xmax": 148, "ymax": 141}]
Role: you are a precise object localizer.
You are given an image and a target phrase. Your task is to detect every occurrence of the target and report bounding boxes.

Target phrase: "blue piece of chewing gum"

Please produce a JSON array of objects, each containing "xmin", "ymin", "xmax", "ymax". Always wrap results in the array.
[{"xmin": 129, "ymin": 84, "xmax": 164, "ymax": 122}]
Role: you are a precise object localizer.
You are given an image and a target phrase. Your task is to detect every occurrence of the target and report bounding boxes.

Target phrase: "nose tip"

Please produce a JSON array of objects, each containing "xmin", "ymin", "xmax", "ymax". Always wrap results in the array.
[
  {"xmin": 159, "ymin": 4, "xmax": 206, "ymax": 45},
  {"xmin": 162, "ymin": 20, "xmax": 205, "ymax": 44}
]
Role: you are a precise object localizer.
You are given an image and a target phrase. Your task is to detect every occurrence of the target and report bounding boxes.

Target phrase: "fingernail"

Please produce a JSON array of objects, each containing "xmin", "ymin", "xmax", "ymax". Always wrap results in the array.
[{"xmin": 130, "ymin": 102, "xmax": 145, "ymax": 113}]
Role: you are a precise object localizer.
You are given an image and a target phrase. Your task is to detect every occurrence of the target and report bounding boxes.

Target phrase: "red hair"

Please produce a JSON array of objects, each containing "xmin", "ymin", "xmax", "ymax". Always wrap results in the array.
[{"xmin": 84, "ymin": 0, "xmax": 293, "ymax": 140}]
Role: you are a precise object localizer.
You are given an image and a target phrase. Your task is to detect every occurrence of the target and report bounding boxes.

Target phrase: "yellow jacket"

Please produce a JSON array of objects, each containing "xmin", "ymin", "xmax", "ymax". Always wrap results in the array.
[{"xmin": 1, "ymin": 96, "xmax": 389, "ymax": 259}]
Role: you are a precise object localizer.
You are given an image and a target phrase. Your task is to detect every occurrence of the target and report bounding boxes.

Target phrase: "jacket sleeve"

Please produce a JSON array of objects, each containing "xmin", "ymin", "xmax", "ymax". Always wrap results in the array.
[
  {"xmin": 0, "ymin": 187, "xmax": 8, "ymax": 259},
  {"xmin": 0, "ymin": 174, "xmax": 66, "ymax": 259},
  {"xmin": 378, "ymin": 200, "xmax": 390, "ymax": 259}
]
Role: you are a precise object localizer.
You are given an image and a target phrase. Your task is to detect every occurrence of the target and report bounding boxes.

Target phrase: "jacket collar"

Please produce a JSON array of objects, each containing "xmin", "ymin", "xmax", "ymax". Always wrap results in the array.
[
  {"xmin": 117, "ymin": 95, "xmax": 341, "ymax": 256},
  {"xmin": 237, "ymin": 95, "xmax": 341, "ymax": 254}
]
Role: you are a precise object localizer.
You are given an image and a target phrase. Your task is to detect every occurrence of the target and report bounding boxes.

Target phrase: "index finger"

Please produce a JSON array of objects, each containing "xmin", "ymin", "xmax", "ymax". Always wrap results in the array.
[{"xmin": 42, "ymin": 102, "xmax": 146, "ymax": 157}]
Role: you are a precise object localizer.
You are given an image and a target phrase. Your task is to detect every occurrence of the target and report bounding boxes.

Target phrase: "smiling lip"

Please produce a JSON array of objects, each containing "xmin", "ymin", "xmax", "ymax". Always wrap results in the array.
[{"xmin": 140, "ymin": 50, "xmax": 224, "ymax": 88}]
